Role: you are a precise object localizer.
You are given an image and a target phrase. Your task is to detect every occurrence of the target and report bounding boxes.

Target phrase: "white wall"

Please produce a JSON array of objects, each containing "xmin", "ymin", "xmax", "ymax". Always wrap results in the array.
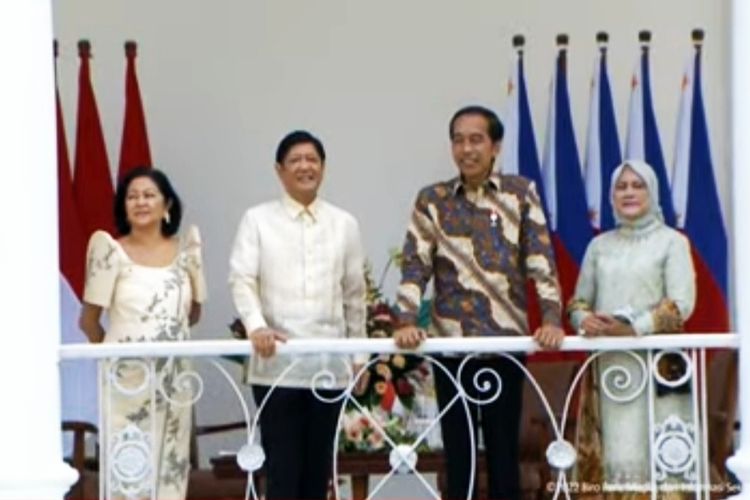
[{"xmin": 53, "ymin": 0, "xmax": 731, "ymax": 464}]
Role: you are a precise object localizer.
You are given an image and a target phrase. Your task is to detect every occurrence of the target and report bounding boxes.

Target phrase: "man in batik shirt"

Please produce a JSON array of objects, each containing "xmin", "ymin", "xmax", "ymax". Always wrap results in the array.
[{"xmin": 394, "ymin": 105, "xmax": 564, "ymax": 500}]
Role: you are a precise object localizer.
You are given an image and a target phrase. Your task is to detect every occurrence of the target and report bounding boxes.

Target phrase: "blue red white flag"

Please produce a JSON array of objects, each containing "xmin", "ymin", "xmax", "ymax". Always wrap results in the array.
[
  {"xmin": 583, "ymin": 36, "xmax": 621, "ymax": 231},
  {"xmin": 541, "ymin": 37, "xmax": 593, "ymax": 346},
  {"xmin": 624, "ymin": 35, "xmax": 677, "ymax": 226},
  {"xmin": 671, "ymin": 34, "xmax": 729, "ymax": 332}
]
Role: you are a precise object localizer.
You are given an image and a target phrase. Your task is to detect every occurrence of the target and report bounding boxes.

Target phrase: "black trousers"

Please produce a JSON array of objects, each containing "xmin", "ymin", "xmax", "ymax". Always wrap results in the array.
[
  {"xmin": 252, "ymin": 386, "xmax": 343, "ymax": 500},
  {"xmin": 433, "ymin": 355, "xmax": 525, "ymax": 500}
]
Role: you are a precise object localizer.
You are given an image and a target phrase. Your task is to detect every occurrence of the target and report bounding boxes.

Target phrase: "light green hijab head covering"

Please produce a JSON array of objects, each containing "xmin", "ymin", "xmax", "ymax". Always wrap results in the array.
[{"xmin": 609, "ymin": 159, "xmax": 663, "ymax": 227}]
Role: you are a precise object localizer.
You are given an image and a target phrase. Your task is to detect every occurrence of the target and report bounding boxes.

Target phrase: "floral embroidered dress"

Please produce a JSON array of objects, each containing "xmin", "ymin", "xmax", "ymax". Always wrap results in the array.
[{"xmin": 83, "ymin": 226, "xmax": 207, "ymax": 500}]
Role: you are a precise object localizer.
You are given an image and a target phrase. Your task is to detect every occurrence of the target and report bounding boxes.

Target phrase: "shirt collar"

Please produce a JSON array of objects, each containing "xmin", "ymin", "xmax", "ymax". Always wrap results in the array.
[
  {"xmin": 451, "ymin": 172, "xmax": 501, "ymax": 196},
  {"xmin": 281, "ymin": 194, "xmax": 320, "ymax": 221}
]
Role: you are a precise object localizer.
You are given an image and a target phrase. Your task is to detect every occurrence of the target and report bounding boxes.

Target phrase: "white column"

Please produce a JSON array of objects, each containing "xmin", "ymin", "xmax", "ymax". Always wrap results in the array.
[
  {"xmin": 728, "ymin": 0, "xmax": 750, "ymax": 497},
  {"xmin": 0, "ymin": 1, "xmax": 78, "ymax": 499}
]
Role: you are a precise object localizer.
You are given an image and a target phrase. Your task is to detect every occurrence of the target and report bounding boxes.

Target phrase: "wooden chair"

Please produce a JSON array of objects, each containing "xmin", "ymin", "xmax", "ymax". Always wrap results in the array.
[
  {"xmin": 61, "ymin": 418, "xmax": 252, "ymax": 500},
  {"xmin": 187, "ymin": 419, "xmax": 250, "ymax": 500},
  {"xmin": 62, "ymin": 421, "xmax": 99, "ymax": 500},
  {"xmin": 707, "ymin": 350, "xmax": 739, "ymax": 488},
  {"xmin": 519, "ymin": 359, "xmax": 583, "ymax": 499}
]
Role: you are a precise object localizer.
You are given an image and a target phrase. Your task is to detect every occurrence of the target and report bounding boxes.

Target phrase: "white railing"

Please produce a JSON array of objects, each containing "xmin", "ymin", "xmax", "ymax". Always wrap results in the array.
[
  {"xmin": 59, "ymin": 334, "xmax": 740, "ymax": 500},
  {"xmin": 59, "ymin": 334, "xmax": 739, "ymax": 359}
]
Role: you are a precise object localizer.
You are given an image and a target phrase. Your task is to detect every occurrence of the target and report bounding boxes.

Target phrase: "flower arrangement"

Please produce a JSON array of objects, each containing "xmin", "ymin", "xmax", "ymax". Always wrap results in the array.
[
  {"xmin": 339, "ymin": 250, "xmax": 437, "ymax": 453},
  {"xmin": 340, "ymin": 404, "xmax": 431, "ymax": 453}
]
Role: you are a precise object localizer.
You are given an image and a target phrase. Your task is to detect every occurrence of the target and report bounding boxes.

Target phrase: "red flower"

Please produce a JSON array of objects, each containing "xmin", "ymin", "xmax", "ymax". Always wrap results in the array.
[
  {"xmin": 372, "ymin": 313, "xmax": 393, "ymax": 323},
  {"xmin": 372, "ymin": 302, "xmax": 388, "ymax": 312},
  {"xmin": 395, "ymin": 378, "xmax": 414, "ymax": 397},
  {"xmin": 379, "ymin": 381, "xmax": 396, "ymax": 411}
]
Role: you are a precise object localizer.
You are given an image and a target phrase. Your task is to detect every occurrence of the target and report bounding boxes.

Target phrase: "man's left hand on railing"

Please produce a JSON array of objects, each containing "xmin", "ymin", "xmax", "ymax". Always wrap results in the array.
[
  {"xmin": 393, "ymin": 325, "xmax": 427, "ymax": 349},
  {"xmin": 532, "ymin": 324, "xmax": 564, "ymax": 350}
]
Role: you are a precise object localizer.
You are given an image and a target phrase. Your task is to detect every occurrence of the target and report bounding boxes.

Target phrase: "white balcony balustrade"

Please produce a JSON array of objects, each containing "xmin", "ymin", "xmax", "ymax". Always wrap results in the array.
[{"xmin": 59, "ymin": 334, "xmax": 739, "ymax": 500}]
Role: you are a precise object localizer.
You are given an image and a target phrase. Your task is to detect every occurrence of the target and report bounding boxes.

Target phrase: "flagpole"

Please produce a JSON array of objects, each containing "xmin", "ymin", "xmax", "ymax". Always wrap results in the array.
[{"xmin": 727, "ymin": 0, "xmax": 750, "ymax": 497}]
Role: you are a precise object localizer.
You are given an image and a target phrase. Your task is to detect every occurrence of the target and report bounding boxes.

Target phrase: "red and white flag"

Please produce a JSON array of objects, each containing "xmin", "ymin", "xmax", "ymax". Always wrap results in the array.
[
  {"xmin": 73, "ymin": 39, "xmax": 116, "ymax": 238},
  {"xmin": 118, "ymin": 40, "xmax": 152, "ymax": 181},
  {"xmin": 56, "ymin": 42, "xmax": 98, "ymax": 433}
]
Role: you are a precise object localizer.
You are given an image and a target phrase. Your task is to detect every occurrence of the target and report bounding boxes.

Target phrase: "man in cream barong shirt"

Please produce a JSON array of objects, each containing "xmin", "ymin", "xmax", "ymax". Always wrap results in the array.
[{"xmin": 229, "ymin": 130, "xmax": 367, "ymax": 500}]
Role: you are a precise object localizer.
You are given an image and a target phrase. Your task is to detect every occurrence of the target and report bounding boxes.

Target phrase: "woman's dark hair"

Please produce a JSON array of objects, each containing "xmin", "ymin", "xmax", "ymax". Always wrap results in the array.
[
  {"xmin": 114, "ymin": 166, "xmax": 182, "ymax": 236},
  {"xmin": 275, "ymin": 130, "xmax": 326, "ymax": 164},
  {"xmin": 449, "ymin": 105, "xmax": 505, "ymax": 143}
]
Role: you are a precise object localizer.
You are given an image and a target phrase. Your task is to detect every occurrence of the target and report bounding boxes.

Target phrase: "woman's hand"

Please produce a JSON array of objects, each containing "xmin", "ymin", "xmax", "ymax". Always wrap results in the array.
[
  {"xmin": 579, "ymin": 314, "xmax": 611, "ymax": 337},
  {"xmin": 79, "ymin": 303, "xmax": 105, "ymax": 343},
  {"xmin": 581, "ymin": 313, "xmax": 636, "ymax": 337},
  {"xmin": 598, "ymin": 315, "xmax": 637, "ymax": 336},
  {"xmin": 188, "ymin": 302, "xmax": 202, "ymax": 326}
]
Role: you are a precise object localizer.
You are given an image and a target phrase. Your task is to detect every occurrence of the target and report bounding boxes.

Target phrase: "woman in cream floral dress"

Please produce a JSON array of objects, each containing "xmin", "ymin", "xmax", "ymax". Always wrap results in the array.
[{"xmin": 80, "ymin": 167, "xmax": 206, "ymax": 500}]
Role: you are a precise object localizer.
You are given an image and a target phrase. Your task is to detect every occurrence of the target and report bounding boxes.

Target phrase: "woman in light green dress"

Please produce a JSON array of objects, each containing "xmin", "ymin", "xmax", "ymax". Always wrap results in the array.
[{"xmin": 568, "ymin": 160, "xmax": 696, "ymax": 499}]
